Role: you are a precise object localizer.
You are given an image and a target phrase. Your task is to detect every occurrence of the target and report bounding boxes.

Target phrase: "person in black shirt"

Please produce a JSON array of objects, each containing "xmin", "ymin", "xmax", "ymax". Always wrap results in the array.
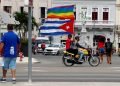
[
  {"xmin": 72, "ymin": 36, "xmax": 86, "ymax": 62},
  {"xmin": 105, "ymin": 38, "xmax": 113, "ymax": 64}
]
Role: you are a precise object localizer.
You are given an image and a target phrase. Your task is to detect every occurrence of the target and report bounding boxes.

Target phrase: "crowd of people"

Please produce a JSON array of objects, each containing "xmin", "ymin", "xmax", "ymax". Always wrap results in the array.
[{"xmin": 65, "ymin": 34, "xmax": 113, "ymax": 64}]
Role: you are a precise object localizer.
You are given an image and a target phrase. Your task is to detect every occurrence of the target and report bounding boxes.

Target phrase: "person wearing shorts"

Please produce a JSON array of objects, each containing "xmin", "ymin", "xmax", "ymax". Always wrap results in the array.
[
  {"xmin": 0, "ymin": 24, "xmax": 20, "ymax": 84},
  {"xmin": 97, "ymin": 40, "xmax": 105, "ymax": 63}
]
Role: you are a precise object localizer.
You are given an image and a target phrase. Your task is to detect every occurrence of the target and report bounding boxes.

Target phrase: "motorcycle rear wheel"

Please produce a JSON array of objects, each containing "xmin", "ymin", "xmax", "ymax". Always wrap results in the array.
[
  {"xmin": 88, "ymin": 56, "xmax": 100, "ymax": 67},
  {"xmin": 62, "ymin": 55, "xmax": 74, "ymax": 67}
]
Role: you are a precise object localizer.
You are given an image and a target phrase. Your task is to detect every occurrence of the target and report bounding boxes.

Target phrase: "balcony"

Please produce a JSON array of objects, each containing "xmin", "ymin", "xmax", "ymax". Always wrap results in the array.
[{"xmin": 75, "ymin": 20, "xmax": 115, "ymax": 28}]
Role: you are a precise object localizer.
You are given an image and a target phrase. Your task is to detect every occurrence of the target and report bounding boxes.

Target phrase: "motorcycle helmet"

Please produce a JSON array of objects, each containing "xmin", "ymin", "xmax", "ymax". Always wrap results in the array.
[{"xmin": 75, "ymin": 36, "xmax": 80, "ymax": 40}]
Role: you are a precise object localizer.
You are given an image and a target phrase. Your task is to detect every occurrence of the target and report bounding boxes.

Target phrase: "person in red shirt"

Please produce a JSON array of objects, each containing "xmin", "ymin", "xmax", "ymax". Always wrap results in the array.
[
  {"xmin": 97, "ymin": 40, "xmax": 105, "ymax": 63},
  {"xmin": 66, "ymin": 34, "xmax": 73, "ymax": 50},
  {"xmin": 41, "ymin": 42, "xmax": 46, "ymax": 52}
]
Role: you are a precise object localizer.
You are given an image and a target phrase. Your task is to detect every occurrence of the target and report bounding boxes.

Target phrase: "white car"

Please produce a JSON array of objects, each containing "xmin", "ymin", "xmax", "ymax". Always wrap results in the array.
[{"xmin": 44, "ymin": 44, "xmax": 65, "ymax": 55}]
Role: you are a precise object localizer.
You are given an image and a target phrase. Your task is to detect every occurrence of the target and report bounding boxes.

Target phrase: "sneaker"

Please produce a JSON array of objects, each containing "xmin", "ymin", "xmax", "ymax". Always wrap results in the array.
[
  {"xmin": 12, "ymin": 80, "xmax": 16, "ymax": 84},
  {"xmin": 64, "ymin": 56, "xmax": 70, "ymax": 59},
  {"xmin": 0, "ymin": 78, "xmax": 6, "ymax": 83},
  {"xmin": 78, "ymin": 60, "xmax": 84, "ymax": 62}
]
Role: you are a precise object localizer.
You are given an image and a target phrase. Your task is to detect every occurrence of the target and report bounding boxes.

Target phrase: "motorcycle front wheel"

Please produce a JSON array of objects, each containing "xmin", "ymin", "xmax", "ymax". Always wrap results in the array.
[
  {"xmin": 62, "ymin": 55, "xmax": 74, "ymax": 67},
  {"xmin": 88, "ymin": 56, "xmax": 100, "ymax": 67}
]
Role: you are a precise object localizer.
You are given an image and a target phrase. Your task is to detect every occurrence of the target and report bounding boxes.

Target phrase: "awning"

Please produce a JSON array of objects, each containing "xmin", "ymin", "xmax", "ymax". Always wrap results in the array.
[{"xmin": 0, "ymin": 11, "xmax": 19, "ymax": 24}]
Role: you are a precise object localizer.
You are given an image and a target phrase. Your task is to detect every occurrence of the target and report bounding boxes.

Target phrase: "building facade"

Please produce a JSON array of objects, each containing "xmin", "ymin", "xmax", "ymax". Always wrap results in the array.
[
  {"xmin": 0, "ymin": 0, "xmax": 118, "ymax": 49},
  {"xmin": 52, "ymin": 0, "xmax": 117, "ymax": 48},
  {"xmin": 0, "ymin": 0, "xmax": 52, "ymax": 37},
  {"xmin": 116, "ymin": 0, "xmax": 120, "ymax": 50}
]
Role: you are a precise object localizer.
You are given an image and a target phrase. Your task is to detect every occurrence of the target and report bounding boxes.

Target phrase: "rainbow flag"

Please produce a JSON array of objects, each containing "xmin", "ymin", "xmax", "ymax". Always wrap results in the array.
[{"xmin": 47, "ymin": 5, "xmax": 75, "ymax": 19}]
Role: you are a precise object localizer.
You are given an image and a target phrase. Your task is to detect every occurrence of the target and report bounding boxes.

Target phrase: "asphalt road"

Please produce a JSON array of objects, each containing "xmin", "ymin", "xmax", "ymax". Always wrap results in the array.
[{"xmin": 0, "ymin": 53, "xmax": 120, "ymax": 82}]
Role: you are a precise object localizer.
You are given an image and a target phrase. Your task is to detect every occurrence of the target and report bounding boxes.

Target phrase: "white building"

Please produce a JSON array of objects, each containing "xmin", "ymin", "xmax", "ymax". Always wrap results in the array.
[
  {"xmin": 0, "ymin": 0, "xmax": 52, "ymax": 37},
  {"xmin": 0, "ymin": 0, "xmax": 118, "ymax": 49},
  {"xmin": 116, "ymin": 0, "xmax": 120, "ymax": 49},
  {"xmin": 52, "ymin": 0, "xmax": 117, "ymax": 48}
]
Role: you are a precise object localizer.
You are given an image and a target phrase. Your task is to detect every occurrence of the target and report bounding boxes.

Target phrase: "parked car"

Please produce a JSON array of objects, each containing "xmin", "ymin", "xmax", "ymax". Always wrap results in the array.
[{"xmin": 44, "ymin": 44, "xmax": 65, "ymax": 55}]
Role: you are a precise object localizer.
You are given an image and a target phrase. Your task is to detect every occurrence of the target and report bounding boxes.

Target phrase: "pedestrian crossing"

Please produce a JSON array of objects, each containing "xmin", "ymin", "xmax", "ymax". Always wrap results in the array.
[
  {"xmin": 23, "ymin": 66, "xmax": 120, "ymax": 73},
  {"xmin": 109, "ymin": 67, "xmax": 120, "ymax": 72}
]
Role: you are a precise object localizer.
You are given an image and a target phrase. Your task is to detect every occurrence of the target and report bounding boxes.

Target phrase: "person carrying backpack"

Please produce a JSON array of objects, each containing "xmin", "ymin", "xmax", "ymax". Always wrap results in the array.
[{"xmin": 105, "ymin": 38, "xmax": 113, "ymax": 64}]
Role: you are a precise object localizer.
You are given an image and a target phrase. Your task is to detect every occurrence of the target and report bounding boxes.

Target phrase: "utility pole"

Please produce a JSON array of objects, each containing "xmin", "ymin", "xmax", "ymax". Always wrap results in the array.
[
  {"xmin": 24, "ymin": 0, "xmax": 33, "ymax": 83},
  {"xmin": 28, "ymin": 6, "xmax": 32, "ymax": 83}
]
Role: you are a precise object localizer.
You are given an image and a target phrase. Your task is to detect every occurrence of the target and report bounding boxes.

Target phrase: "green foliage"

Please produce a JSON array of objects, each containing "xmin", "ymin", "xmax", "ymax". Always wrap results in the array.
[
  {"xmin": 20, "ymin": 38, "xmax": 28, "ymax": 46},
  {"xmin": 13, "ymin": 11, "xmax": 38, "ymax": 38}
]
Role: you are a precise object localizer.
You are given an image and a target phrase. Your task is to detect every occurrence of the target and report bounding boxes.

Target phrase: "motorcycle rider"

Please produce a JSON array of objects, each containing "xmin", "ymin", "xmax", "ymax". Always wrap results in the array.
[
  {"xmin": 65, "ymin": 34, "xmax": 78, "ymax": 58},
  {"xmin": 66, "ymin": 34, "xmax": 73, "ymax": 50},
  {"xmin": 73, "ymin": 36, "xmax": 86, "ymax": 62}
]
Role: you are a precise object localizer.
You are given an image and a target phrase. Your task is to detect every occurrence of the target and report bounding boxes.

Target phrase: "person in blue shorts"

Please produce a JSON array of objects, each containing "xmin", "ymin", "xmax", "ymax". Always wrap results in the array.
[{"xmin": 0, "ymin": 24, "xmax": 20, "ymax": 84}]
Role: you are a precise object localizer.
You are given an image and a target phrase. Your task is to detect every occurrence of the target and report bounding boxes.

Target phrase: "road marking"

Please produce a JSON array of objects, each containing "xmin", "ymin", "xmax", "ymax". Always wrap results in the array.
[
  {"xmin": 24, "ymin": 69, "xmax": 47, "ymax": 72},
  {"xmin": 109, "ymin": 67, "xmax": 120, "ymax": 72},
  {"xmin": 24, "ymin": 67, "xmax": 47, "ymax": 72},
  {"xmin": 110, "ymin": 67, "xmax": 120, "ymax": 69}
]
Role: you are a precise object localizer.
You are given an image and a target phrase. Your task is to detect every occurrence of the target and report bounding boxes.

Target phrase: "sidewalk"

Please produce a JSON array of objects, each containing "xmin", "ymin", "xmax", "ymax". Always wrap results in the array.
[
  {"xmin": 16, "ymin": 57, "xmax": 40, "ymax": 64},
  {"xmin": 0, "ymin": 82, "xmax": 120, "ymax": 86}
]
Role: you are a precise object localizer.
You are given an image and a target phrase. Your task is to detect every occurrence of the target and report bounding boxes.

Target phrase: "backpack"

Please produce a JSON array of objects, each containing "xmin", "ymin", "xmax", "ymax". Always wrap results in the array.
[{"xmin": 106, "ymin": 42, "xmax": 112, "ymax": 50}]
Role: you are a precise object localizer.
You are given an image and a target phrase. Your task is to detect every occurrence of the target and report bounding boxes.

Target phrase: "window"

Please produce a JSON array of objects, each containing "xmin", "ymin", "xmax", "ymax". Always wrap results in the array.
[
  {"xmin": 20, "ymin": 7, "xmax": 24, "ymax": 13},
  {"xmin": 3, "ymin": 6, "xmax": 12, "ymax": 13},
  {"xmin": 40, "ymin": 7, "xmax": 45, "ymax": 18},
  {"xmin": 40, "ymin": 7, "xmax": 46, "ymax": 23},
  {"xmin": 92, "ymin": 8, "xmax": 98, "ymax": 20},
  {"xmin": 93, "ymin": 35, "xmax": 106, "ymax": 46},
  {"xmin": 103, "ymin": 8, "xmax": 109, "ymax": 20}
]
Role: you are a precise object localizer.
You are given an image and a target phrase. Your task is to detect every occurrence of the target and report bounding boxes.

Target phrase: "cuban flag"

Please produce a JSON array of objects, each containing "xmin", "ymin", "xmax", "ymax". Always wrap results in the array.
[{"xmin": 39, "ymin": 19, "xmax": 74, "ymax": 35}]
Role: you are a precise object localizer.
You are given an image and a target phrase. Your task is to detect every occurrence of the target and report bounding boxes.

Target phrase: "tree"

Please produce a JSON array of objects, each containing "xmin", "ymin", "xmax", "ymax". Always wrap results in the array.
[{"xmin": 14, "ymin": 11, "xmax": 38, "ymax": 39}]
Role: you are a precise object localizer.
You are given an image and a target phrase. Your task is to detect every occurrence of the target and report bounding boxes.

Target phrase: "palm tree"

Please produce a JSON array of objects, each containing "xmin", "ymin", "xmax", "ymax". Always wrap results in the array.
[{"xmin": 14, "ymin": 11, "xmax": 38, "ymax": 39}]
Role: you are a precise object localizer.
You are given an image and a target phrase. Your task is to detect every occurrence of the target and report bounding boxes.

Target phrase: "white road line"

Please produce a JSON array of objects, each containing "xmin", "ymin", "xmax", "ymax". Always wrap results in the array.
[
  {"xmin": 24, "ymin": 69, "xmax": 47, "ymax": 72},
  {"xmin": 110, "ymin": 67, "xmax": 120, "ymax": 69},
  {"xmin": 109, "ymin": 67, "xmax": 120, "ymax": 72}
]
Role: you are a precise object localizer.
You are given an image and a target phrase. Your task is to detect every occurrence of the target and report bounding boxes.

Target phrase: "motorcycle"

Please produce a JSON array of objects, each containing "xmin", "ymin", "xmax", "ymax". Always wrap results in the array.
[{"xmin": 62, "ymin": 48, "xmax": 100, "ymax": 67}]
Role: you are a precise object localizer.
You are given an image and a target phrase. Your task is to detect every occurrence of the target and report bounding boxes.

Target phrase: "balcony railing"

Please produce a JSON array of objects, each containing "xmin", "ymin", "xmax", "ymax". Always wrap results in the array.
[{"xmin": 75, "ymin": 20, "xmax": 115, "ymax": 26}]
